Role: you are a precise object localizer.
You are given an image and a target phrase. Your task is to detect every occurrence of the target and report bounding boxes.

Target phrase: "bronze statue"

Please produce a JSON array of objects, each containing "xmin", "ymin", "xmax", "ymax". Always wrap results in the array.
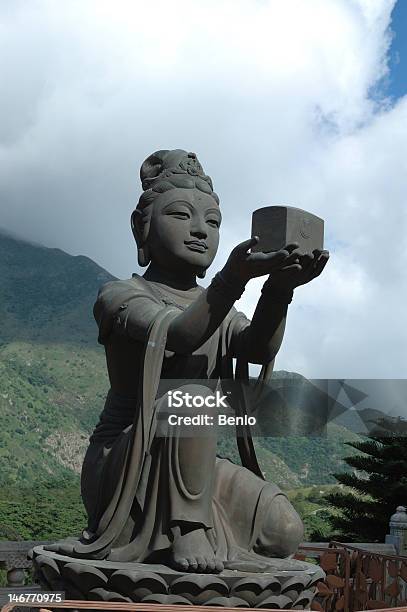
[{"xmin": 48, "ymin": 149, "xmax": 329, "ymax": 574}]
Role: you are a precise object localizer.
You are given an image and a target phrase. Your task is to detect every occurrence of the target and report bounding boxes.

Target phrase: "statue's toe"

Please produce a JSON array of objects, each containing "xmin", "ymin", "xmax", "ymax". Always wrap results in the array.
[
  {"xmin": 173, "ymin": 556, "xmax": 189, "ymax": 571},
  {"xmin": 196, "ymin": 555, "xmax": 207, "ymax": 572},
  {"xmin": 206, "ymin": 557, "xmax": 216, "ymax": 572},
  {"xmin": 186, "ymin": 557, "xmax": 198, "ymax": 571}
]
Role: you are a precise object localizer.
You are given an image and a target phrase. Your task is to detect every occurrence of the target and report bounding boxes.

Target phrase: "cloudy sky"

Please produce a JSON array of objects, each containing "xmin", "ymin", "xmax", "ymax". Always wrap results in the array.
[{"xmin": 1, "ymin": 0, "xmax": 406, "ymax": 379}]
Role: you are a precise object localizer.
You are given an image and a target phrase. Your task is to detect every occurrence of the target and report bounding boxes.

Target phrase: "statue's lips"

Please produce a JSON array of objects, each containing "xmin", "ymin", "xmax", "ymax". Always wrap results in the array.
[{"xmin": 185, "ymin": 241, "xmax": 208, "ymax": 253}]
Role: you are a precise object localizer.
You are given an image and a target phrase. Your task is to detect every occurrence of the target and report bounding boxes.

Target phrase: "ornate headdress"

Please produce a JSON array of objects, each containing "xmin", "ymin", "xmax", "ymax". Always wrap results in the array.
[{"xmin": 137, "ymin": 149, "xmax": 219, "ymax": 207}]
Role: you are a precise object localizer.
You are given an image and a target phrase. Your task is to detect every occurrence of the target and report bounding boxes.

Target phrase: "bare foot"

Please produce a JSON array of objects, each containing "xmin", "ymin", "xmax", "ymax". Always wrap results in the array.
[{"xmin": 171, "ymin": 526, "xmax": 224, "ymax": 573}]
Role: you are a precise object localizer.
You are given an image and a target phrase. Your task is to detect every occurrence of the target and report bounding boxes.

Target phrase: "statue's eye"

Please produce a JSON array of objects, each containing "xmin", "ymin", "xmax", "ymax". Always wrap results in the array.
[
  {"xmin": 167, "ymin": 210, "xmax": 190, "ymax": 219},
  {"xmin": 207, "ymin": 218, "xmax": 220, "ymax": 228}
]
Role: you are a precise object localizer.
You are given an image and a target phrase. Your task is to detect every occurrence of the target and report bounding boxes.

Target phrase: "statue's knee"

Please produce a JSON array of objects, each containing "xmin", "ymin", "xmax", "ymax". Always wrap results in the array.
[
  {"xmin": 255, "ymin": 494, "xmax": 304, "ymax": 558},
  {"xmin": 279, "ymin": 503, "xmax": 304, "ymax": 557}
]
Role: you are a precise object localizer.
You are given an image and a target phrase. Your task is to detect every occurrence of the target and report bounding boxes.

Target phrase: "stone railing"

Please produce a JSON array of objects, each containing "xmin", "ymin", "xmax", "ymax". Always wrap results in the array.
[
  {"xmin": 0, "ymin": 540, "xmax": 53, "ymax": 607},
  {"xmin": 0, "ymin": 541, "xmax": 53, "ymax": 588}
]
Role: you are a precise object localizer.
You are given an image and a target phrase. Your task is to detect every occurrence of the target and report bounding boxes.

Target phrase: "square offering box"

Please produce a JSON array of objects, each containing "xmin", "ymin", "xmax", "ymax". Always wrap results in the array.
[{"xmin": 251, "ymin": 205, "xmax": 324, "ymax": 254}]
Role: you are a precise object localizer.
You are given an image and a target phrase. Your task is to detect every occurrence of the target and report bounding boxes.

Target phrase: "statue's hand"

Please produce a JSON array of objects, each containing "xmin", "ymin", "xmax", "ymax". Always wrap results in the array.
[
  {"xmin": 221, "ymin": 237, "xmax": 300, "ymax": 285},
  {"xmin": 266, "ymin": 249, "xmax": 330, "ymax": 291}
]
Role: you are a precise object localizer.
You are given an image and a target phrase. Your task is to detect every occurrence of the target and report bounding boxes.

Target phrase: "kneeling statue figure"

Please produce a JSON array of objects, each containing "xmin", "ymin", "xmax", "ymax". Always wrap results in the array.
[{"xmin": 50, "ymin": 149, "xmax": 329, "ymax": 573}]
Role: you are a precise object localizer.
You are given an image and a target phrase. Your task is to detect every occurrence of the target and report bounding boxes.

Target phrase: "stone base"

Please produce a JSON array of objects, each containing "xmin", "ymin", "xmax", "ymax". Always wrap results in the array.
[{"xmin": 31, "ymin": 545, "xmax": 325, "ymax": 609}]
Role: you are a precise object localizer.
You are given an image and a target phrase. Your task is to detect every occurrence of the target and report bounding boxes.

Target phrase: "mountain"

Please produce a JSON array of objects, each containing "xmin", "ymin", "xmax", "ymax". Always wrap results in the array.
[{"xmin": 0, "ymin": 230, "xmax": 114, "ymax": 344}]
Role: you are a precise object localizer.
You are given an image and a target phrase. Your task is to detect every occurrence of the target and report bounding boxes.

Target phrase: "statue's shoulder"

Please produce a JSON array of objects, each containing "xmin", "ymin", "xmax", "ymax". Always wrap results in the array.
[
  {"xmin": 96, "ymin": 274, "xmax": 159, "ymax": 304},
  {"xmin": 94, "ymin": 274, "xmax": 161, "ymax": 343}
]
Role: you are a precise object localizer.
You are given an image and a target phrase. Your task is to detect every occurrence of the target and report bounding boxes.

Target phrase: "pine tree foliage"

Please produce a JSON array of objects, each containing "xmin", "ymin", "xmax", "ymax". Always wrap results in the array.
[{"xmin": 326, "ymin": 417, "xmax": 407, "ymax": 542}]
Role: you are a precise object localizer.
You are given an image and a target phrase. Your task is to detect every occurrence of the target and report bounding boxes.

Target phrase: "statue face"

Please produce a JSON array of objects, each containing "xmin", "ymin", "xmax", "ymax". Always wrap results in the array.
[{"xmin": 147, "ymin": 187, "xmax": 221, "ymax": 275}]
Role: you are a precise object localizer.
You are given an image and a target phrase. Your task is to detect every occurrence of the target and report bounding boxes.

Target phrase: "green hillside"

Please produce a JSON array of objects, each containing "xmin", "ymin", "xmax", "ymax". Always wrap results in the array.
[
  {"xmin": 0, "ymin": 232, "xmax": 113, "ymax": 344},
  {"xmin": 261, "ymin": 423, "xmax": 360, "ymax": 486}
]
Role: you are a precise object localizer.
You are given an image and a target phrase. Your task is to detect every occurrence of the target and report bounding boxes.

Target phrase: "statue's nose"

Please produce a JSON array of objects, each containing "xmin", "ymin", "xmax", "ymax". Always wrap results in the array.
[{"xmin": 190, "ymin": 217, "xmax": 208, "ymax": 238}]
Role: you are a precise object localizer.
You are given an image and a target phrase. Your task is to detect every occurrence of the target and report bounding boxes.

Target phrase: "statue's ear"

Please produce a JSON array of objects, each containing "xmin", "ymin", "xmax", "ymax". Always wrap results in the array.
[{"xmin": 131, "ymin": 209, "xmax": 150, "ymax": 267}]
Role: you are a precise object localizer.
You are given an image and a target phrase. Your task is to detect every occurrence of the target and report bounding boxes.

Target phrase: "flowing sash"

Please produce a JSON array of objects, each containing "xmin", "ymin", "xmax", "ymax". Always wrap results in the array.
[{"xmin": 72, "ymin": 306, "xmax": 178, "ymax": 558}]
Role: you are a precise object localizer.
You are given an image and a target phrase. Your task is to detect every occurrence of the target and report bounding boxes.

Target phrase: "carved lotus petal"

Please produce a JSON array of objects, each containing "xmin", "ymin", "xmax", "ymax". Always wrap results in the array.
[
  {"xmin": 62, "ymin": 562, "xmax": 107, "ymax": 592},
  {"xmin": 142, "ymin": 593, "xmax": 192, "ymax": 605},
  {"xmin": 205, "ymin": 596, "xmax": 248, "ymax": 607},
  {"xmin": 171, "ymin": 574, "xmax": 229, "ymax": 595},
  {"xmin": 241, "ymin": 590, "xmax": 278, "ymax": 607},
  {"xmin": 108, "ymin": 570, "xmax": 168, "ymax": 600},
  {"xmin": 170, "ymin": 574, "xmax": 229, "ymax": 604},
  {"xmin": 231, "ymin": 576, "xmax": 281, "ymax": 606},
  {"xmin": 192, "ymin": 589, "xmax": 235, "ymax": 605},
  {"xmin": 293, "ymin": 588, "xmax": 315, "ymax": 608},
  {"xmin": 232, "ymin": 575, "xmax": 281, "ymax": 594},
  {"xmin": 280, "ymin": 574, "xmax": 310, "ymax": 594},
  {"xmin": 34, "ymin": 554, "xmax": 60, "ymax": 581},
  {"xmin": 255, "ymin": 594, "xmax": 293, "ymax": 608},
  {"xmin": 307, "ymin": 567, "xmax": 326, "ymax": 587},
  {"xmin": 88, "ymin": 587, "xmax": 132, "ymax": 602},
  {"xmin": 64, "ymin": 582, "xmax": 87, "ymax": 601},
  {"xmin": 34, "ymin": 554, "xmax": 61, "ymax": 590}
]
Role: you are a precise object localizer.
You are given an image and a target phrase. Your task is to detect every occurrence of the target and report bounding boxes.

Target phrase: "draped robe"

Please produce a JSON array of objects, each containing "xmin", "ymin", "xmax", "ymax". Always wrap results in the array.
[{"xmin": 68, "ymin": 274, "xmax": 285, "ymax": 566}]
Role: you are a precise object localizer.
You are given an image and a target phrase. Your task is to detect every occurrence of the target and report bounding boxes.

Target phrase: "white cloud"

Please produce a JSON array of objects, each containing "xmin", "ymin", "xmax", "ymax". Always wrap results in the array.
[{"xmin": 1, "ymin": 0, "xmax": 405, "ymax": 377}]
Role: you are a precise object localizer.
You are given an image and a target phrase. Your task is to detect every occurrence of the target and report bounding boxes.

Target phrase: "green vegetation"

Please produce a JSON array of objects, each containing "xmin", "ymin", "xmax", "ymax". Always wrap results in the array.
[
  {"xmin": 287, "ymin": 485, "xmax": 342, "ymax": 540},
  {"xmin": 0, "ymin": 341, "xmax": 108, "ymax": 487},
  {"xmin": 261, "ymin": 423, "xmax": 360, "ymax": 485},
  {"xmin": 0, "ymin": 477, "xmax": 85, "ymax": 540},
  {"xmin": 325, "ymin": 417, "xmax": 407, "ymax": 542}
]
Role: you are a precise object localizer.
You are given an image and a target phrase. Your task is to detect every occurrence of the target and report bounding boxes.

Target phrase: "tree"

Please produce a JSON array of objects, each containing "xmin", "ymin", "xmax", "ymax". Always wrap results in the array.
[{"xmin": 325, "ymin": 416, "xmax": 407, "ymax": 542}]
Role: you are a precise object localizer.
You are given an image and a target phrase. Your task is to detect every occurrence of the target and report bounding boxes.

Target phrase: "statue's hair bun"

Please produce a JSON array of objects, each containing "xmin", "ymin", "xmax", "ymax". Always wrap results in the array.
[
  {"xmin": 140, "ymin": 150, "xmax": 171, "ymax": 189},
  {"xmin": 139, "ymin": 149, "xmax": 216, "ymax": 196}
]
